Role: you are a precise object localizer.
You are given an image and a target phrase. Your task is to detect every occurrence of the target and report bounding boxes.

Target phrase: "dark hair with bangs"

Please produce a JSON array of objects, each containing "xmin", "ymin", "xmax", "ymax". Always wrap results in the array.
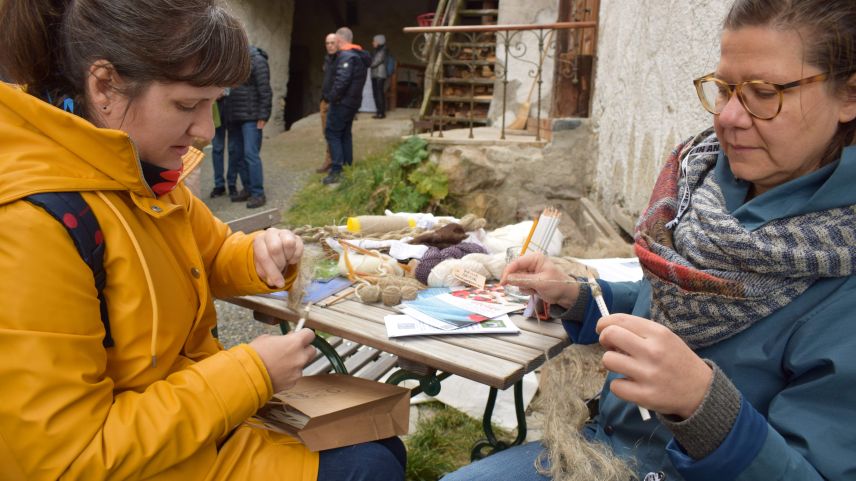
[
  {"xmin": 724, "ymin": 0, "xmax": 856, "ymax": 163},
  {"xmin": 0, "ymin": 0, "xmax": 250, "ymax": 117}
]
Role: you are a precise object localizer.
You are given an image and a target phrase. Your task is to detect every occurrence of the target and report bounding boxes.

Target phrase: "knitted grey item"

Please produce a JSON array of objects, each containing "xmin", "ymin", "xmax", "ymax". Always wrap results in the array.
[
  {"xmin": 548, "ymin": 279, "xmax": 592, "ymax": 322},
  {"xmin": 658, "ymin": 360, "xmax": 742, "ymax": 460}
]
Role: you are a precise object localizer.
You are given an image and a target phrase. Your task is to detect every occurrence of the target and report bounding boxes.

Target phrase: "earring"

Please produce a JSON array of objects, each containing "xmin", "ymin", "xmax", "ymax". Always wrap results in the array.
[{"xmin": 102, "ymin": 105, "xmax": 108, "ymax": 110}]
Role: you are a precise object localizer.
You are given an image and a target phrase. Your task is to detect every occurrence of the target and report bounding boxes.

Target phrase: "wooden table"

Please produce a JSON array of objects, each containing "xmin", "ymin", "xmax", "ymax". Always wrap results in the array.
[{"xmin": 226, "ymin": 287, "xmax": 570, "ymax": 458}]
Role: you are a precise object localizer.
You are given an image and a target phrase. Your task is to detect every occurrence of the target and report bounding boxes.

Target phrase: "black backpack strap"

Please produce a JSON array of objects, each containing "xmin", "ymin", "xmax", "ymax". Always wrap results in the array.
[{"xmin": 25, "ymin": 192, "xmax": 113, "ymax": 347}]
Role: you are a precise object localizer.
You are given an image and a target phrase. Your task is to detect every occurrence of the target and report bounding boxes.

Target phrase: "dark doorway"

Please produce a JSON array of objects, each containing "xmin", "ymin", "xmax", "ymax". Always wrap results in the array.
[{"xmin": 282, "ymin": 0, "xmax": 438, "ymax": 130}]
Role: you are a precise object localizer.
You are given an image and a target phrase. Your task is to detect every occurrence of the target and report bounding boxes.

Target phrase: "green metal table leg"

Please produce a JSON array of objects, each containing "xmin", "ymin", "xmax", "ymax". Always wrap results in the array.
[
  {"xmin": 386, "ymin": 368, "xmax": 450, "ymax": 397},
  {"xmin": 470, "ymin": 380, "xmax": 527, "ymax": 460},
  {"xmin": 279, "ymin": 321, "xmax": 348, "ymax": 374}
]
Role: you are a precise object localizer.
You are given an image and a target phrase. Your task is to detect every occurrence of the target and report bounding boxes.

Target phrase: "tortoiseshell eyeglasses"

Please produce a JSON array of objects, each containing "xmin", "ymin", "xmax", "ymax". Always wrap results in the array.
[{"xmin": 693, "ymin": 72, "xmax": 831, "ymax": 120}]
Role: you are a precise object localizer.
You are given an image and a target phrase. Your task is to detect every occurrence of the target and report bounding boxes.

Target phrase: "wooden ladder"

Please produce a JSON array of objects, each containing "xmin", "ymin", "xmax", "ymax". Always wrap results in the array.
[{"xmin": 419, "ymin": 0, "xmax": 499, "ymax": 129}]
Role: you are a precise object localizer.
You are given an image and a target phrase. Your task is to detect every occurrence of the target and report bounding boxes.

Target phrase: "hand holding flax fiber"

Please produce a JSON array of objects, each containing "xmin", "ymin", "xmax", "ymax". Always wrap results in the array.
[{"xmin": 504, "ymin": 258, "xmax": 634, "ymax": 480}]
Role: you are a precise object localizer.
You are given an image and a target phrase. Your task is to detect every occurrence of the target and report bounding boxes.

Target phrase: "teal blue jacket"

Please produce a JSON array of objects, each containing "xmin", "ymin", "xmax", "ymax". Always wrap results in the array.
[{"xmin": 569, "ymin": 144, "xmax": 856, "ymax": 481}]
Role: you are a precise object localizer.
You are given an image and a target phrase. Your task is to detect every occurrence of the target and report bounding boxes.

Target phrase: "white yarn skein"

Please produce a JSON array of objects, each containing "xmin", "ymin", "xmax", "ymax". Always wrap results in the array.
[
  {"xmin": 460, "ymin": 253, "xmax": 506, "ymax": 279},
  {"xmin": 427, "ymin": 259, "xmax": 492, "ymax": 287},
  {"xmin": 337, "ymin": 252, "xmax": 404, "ymax": 277}
]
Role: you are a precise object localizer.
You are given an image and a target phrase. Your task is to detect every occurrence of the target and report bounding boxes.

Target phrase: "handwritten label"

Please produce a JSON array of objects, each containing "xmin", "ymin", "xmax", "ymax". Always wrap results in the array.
[{"xmin": 452, "ymin": 268, "xmax": 486, "ymax": 289}]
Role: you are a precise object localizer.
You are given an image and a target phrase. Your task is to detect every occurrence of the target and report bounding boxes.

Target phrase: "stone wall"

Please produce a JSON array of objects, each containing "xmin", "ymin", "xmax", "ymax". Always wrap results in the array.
[
  {"xmin": 227, "ymin": 0, "xmax": 296, "ymax": 135},
  {"xmin": 590, "ymin": 0, "xmax": 730, "ymax": 220}
]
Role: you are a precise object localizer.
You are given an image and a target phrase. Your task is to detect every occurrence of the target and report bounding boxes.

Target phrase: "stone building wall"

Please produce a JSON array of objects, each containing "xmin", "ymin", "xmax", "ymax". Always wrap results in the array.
[
  {"xmin": 227, "ymin": 0, "xmax": 296, "ymax": 135},
  {"xmin": 591, "ymin": 0, "xmax": 730, "ymax": 220}
]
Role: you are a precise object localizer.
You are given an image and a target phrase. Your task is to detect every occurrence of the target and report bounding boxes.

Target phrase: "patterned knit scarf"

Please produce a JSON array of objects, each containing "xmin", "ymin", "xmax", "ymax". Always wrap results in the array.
[{"xmin": 634, "ymin": 129, "xmax": 856, "ymax": 348}]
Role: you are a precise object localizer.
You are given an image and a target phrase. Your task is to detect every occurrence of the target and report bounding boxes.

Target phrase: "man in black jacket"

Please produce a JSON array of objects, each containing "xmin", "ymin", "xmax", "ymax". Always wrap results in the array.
[
  {"xmin": 224, "ymin": 45, "xmax": 272, "ymax": 207},
  {"xmin": 316, "ymin": 33, "xmax": 338, "ymax": 174},
  {"xmin": 322, "ymin": 27, "xmax": 371, "ymax": 185}
]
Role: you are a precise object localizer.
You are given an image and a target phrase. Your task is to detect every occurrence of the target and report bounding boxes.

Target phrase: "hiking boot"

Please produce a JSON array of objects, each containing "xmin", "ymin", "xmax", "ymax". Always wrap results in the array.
[
  {"xmin": 322, "ymin": 172, "xmax": 341, "ymax": 185},
  {"xmin": 209, "ymin": 186, "xmax": 226, "ymax": 198},
  {"xmin": 315, "ymin": 157, "xmax": 332, "ymax": 173},
  {"xmin": 246, "ymin": 195, "xmax": 266, "ymax": 209},
  {"xmin": 230, "ymin": 189, "xmax": 249, "ymax": 202}
]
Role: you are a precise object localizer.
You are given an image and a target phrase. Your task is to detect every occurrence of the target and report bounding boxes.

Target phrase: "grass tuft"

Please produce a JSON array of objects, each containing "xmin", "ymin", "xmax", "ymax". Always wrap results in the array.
[
  {"xmin": 405, "ymin": 403, "xmax": 510, "ymax": 481},
  {"xmin": 283, "ymin": 138, "xmax": 460, "ymax": 228}
]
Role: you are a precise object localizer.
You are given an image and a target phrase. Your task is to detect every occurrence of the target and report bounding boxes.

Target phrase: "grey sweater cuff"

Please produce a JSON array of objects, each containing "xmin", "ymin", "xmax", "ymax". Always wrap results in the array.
[
  {"xmin": 548, "ymin": 279, "xmax": 591, "ymax": 322},
  {"xmin": 657, "ymin": 360, "xmax": 742, "ymax": 460}
]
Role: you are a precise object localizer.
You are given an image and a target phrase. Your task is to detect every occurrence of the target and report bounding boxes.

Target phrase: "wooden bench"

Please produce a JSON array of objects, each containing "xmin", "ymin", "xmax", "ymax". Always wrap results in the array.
[{"xmin": 224, "ymin": 210, "xmax": 400, "ymax": 382}]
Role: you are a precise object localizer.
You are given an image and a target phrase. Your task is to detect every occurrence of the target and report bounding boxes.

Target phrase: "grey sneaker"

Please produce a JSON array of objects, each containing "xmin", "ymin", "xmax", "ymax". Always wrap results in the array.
[
  {"xmin": 246, "ymin": 195, "xmax": 267, "ymax": 209},
  {"xmin": 322, "ymin": 172, "xmax": 341, "ymax": 185}
]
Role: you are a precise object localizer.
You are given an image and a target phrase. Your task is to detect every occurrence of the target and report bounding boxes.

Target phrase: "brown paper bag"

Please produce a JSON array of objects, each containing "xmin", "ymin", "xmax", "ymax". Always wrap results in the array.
[{"xmin": 255, "ymin": 374, "xmax": 410, "ymax": 451}]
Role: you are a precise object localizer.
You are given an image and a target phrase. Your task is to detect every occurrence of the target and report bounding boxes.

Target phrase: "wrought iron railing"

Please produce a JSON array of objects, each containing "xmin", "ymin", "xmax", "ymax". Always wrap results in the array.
[{"xmin": 405, "ymin": 21, "xmax": 597, "ymax": 141}]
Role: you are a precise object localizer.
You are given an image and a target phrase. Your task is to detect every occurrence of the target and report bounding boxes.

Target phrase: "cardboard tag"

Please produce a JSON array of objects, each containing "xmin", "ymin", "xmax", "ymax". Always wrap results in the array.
[{"xmin": 452, "ymin": 268, "xmax": 486, "ymax": 289}]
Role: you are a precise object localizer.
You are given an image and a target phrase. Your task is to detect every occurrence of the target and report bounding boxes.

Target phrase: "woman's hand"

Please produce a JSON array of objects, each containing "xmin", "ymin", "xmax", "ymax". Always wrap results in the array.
[
  {"xmin": 249, "ymin": 329, "xmax": 317, "ymax": 393},
  {"xmin": 499, "ymin": 252, "xmax": 579, "ymax": 308},
  {"xmin": 596, "ymin": 314, "xmax": 713, "ymax": 419},
  {"xmin": 253, "ymin": 228, "xmax": 303, "ymax": 288}
]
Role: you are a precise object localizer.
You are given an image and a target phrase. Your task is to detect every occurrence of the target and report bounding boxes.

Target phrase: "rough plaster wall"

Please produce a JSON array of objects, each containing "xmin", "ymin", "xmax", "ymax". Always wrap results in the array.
[
  {"xmin": 591, "ymin": 0, "xmax": 730, "ymax": 218},
  {"xmin": 227, "ymin": 0, "xmax": 295, "ymax": 134},
  {"xmin": 493, "ymin": 1, "xmax": 559, "ymax": 125}
]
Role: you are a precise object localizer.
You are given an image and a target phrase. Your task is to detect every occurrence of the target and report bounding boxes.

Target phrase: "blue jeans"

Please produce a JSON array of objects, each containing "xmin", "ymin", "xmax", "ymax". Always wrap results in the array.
[
  {"xmin": 440, "ymin": 442, "xmax": 551, "ymax": 481},
  {"xmin": 324, "ymin": 103, "xmax": 358, "ymax": 174},
  {"xmin": 317, "ymin": 437, "xmax": 406, "ymax": 481},
  {"xmin": 227, "ymin": 121, "xmax": 265, "ymax": 196},
  {"xmin": 211, "ymin": 125, "xmax": 227, "ymax": 189}
]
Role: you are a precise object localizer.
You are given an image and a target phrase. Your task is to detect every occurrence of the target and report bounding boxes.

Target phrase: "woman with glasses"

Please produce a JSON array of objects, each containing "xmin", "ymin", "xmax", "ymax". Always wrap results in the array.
[{"xmin": 443, "ymin": 1, "xmax": 856, "ymax": 480}]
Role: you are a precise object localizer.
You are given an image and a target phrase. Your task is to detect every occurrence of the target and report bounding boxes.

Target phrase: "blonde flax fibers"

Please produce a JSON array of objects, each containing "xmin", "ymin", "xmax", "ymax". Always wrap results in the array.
[{"xmin": 534, "ymin": 344, "xmax": 636, "ymax": 481}]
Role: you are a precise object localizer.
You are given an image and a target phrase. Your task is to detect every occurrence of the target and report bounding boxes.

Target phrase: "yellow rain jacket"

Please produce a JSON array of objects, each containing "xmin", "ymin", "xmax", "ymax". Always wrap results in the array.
[{"xmin": 0, "ymin": 82, "xmax": 318, "ymax": 481}]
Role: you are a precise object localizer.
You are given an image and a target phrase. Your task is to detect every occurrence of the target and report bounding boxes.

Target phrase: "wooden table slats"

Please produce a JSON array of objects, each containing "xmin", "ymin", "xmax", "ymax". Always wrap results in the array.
[{"xmin": 228, "ymin": 292, "xmax": 570, "ymax": 390}]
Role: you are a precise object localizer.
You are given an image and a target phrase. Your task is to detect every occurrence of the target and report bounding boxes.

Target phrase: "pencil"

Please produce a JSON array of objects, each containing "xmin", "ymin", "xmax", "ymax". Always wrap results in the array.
[
  {"xmin": 519, "ymin": 215, "xmax": 540, "ymax": 256},
  {"xmin": 294, "ymin": 302, "xmax": 313, "ymax": 331},
  {"xmin": 586, "ymin": 277, "xmax": 651, "ymax": 422}
]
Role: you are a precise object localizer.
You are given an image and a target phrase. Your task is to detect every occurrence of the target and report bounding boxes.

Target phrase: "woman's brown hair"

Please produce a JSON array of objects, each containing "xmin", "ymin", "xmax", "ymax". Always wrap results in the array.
[
  {"xmin": 724, "ymin": 0, "xmax": 856, "ymax": 163},
  {"xmin": 0, "ymin": 0, "xmax": 250, "ymax": 116}
]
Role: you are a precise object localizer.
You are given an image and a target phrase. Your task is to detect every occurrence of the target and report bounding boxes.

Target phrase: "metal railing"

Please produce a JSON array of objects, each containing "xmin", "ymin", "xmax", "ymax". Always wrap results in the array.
[{"xmin": 405, "ymin": 21, "xmax": 597, "ymax": 141}]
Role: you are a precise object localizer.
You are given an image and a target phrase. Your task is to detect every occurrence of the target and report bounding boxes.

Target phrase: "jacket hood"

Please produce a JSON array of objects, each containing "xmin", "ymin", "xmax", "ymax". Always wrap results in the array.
[
  {"xmin": 251, "ymin": 46, "xmax": 269, "ymax": 60},
  {"xmin": 0, "ymin": 81, "xmax": 153, "ymax": 205}
]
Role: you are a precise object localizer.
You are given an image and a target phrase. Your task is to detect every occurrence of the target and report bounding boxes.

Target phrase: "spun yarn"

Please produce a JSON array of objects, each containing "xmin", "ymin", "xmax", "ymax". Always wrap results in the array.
[
  {"xmin": 377, "ymin": 275, "xmax": 425, "ymax": 291},
  {"xmin": 427, "ymin": 259, "xmax": 491, "ymax": 287},
  {"xmin": 414, "ymin": 242, "xmax": 487, "ymax": 284},
  {"xmin": 355, "ymin": 283, "xmax": 381, "ymax": 303},
  {"xmin": 400, "ymin": 285, "xmax": 419, "ymax": 300},
  {"xmin": 458, "ymin": 213, "xmax": 487, "ymax": 231},
  {"xmin": 462, "ymin": 253, "xmax": 506, "ymax": 279},
  {"xmin": 382, "ymin": 286, "xmax": 402, "ymax": 306},
  {"xmin": 338, "ymin": 251, "xmax": 404, "ymax": 277}
]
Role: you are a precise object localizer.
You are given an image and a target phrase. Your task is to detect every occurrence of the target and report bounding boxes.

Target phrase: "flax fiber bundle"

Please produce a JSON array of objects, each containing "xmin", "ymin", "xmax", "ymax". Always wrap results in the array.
[{"xmin": 535, "ymin": 337, "xmax": 636, "ymax": 480}]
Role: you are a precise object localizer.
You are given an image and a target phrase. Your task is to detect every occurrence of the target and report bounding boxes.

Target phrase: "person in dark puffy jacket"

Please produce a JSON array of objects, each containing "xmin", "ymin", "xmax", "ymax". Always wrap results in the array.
[
  {"xmin": 322, "ymin": 27, "xmax": 371, "ymax": 185},
  {"xmin": 224, "ymin": 45, "xmax": 272, "ymax": 207}
]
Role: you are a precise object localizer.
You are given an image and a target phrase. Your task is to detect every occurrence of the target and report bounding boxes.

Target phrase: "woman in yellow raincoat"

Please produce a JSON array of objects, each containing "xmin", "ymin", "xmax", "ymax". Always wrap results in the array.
[{"xmin": 0, "ymin": 1, "xmax": 406, "ymax": 480}]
